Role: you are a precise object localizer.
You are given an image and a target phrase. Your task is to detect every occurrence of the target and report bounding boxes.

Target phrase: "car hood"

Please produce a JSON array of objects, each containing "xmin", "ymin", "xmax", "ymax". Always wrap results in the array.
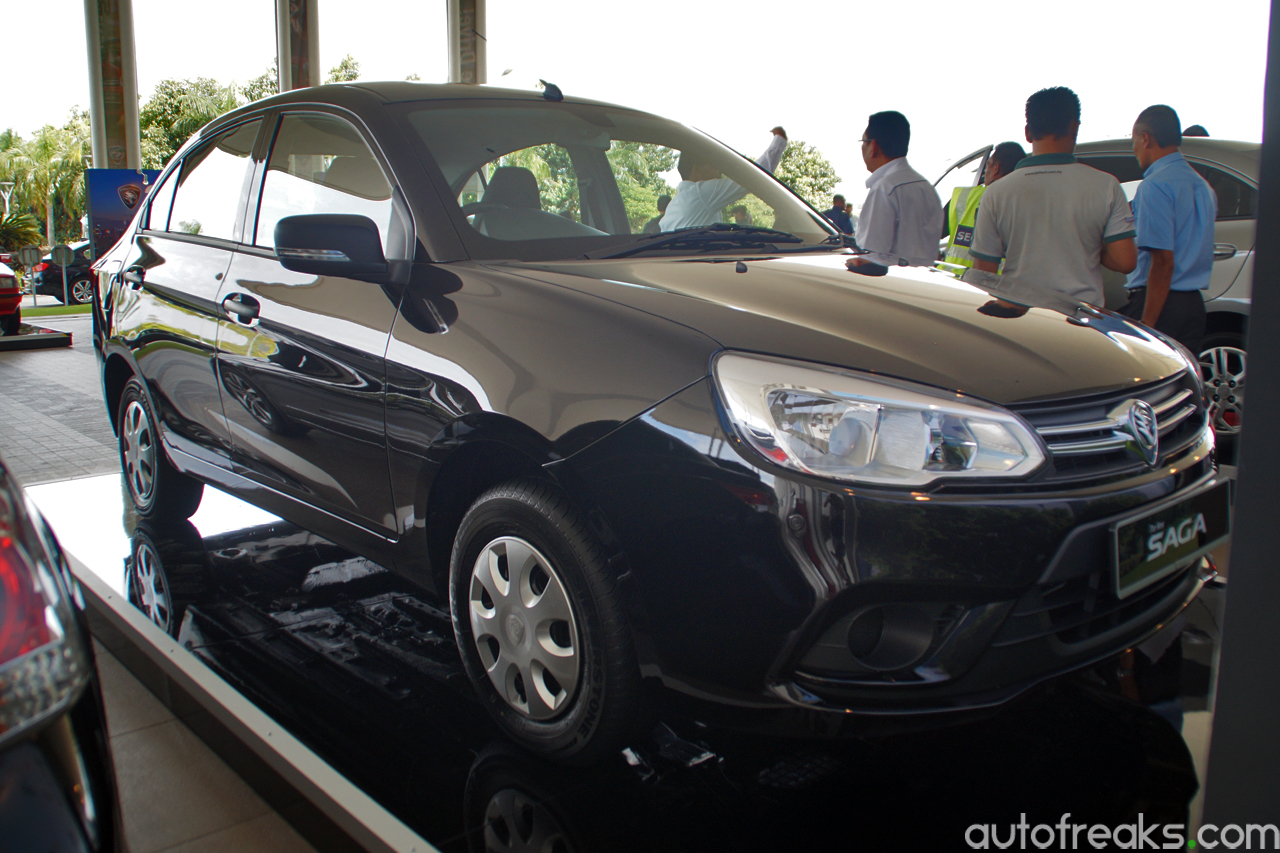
[{"xmin": 490, "ymin": 254, "xmax": 1189, "ymax": 406}]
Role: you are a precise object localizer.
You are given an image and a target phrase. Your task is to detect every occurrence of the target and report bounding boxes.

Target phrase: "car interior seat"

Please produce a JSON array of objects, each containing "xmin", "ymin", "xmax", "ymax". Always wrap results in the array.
[{"xmin": 482, "ymin": 167, "xmax": 542, "ymax": 209}]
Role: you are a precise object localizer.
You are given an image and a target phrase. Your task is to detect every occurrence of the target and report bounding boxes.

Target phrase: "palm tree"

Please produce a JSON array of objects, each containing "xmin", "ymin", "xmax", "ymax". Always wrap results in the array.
[
  {"xmin": 169, "ymin": 82, "xmax": 242, "ymax": 142},
  {"xmin": 8, "ymin": 125, "xmax": 87, "ymax": 246}
]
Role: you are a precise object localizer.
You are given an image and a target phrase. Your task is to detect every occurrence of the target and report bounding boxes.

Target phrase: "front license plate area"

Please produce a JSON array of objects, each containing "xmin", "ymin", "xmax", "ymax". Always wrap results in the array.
[{"xmin": 1112, "ymin": 481, "xmax": 1231, "ymax": 599}]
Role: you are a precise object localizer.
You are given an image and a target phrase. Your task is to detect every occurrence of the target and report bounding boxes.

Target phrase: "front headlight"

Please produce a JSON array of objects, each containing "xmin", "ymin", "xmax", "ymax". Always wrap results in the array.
[{"xmin": 714, "ymin": 353, "xmax": 1046, "ymax": 487}]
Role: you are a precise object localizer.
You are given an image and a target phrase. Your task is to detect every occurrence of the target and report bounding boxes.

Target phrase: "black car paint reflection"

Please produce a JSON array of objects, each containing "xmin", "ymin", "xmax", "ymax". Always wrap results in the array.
[{"xmin": 122, "ymin": 514, "xmax": 1206, "ymax": 851}]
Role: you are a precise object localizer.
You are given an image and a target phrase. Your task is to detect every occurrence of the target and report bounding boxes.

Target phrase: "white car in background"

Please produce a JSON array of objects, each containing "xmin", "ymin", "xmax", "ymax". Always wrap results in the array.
[{"xmin": 935, "ymin": 136, "xmax": 1258, "ymax": 449}]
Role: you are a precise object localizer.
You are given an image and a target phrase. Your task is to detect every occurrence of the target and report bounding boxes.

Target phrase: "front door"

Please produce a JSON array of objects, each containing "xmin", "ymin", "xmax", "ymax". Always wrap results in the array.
[{"xmin": 217, "ymin": 111, "xmax": 403, "ymax": 535}]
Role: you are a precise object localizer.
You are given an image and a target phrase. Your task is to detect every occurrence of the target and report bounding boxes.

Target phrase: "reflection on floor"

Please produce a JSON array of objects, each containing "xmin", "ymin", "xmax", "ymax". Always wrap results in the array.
[{"xmin": 36, "ymin": 476, "xmax": 1225, "ymax": 852}]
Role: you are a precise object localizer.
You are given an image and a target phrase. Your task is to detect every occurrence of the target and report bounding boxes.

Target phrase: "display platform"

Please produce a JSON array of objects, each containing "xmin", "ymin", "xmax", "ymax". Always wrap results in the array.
[
  {"xmin": 0, "ymin": 323, "xmax": 72, "ymax": 350},
  {"xmin": 30, "ymin": 474, "xmax": 1226, "ymax": 852}
]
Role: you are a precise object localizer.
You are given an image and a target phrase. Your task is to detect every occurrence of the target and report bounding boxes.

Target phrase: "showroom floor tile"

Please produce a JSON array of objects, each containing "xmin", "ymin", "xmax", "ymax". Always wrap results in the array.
[{"xmin": 94, "ymin": 642, "xmax": 316, "ymax": 853}]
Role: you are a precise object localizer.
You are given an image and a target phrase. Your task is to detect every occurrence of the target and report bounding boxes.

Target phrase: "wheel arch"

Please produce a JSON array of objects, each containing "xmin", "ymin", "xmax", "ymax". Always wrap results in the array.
[
  {"xmin": 1204, "ymin": 308, "xmax": 1248, "ymax": 341},
  {"xmin": 102, "ymin": 351, "xmax": 137, "ymax": 435}
]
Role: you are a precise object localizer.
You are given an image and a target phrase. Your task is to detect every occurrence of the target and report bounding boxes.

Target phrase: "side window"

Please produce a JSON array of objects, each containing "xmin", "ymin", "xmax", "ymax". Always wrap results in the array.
[
  {"xmin": 144, "ymin": 167, "xmax": 178, "ymax": 231},
  {"xmin": 1190, "ymin": 163, "xmax": 1258, "ymax": 220},
  {"xmin": 166, "ymin": 120, "xmax": 261, "ymax": 240},
  {"xmin": 254, "ymin": 113, "xmax": 394, "ymax": 251}
]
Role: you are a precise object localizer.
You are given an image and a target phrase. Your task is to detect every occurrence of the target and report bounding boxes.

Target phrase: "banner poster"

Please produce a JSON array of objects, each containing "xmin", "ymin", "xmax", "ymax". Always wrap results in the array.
[{"xmin": 85, "ymin": 169, "xmax": 160, "ymax": 260}]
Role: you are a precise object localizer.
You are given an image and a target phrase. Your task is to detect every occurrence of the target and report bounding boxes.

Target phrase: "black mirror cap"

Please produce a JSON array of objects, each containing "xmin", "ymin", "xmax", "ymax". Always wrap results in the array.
[{"xmin": 274, "ymin": 214, "xmax": 388, "ymax": 277}]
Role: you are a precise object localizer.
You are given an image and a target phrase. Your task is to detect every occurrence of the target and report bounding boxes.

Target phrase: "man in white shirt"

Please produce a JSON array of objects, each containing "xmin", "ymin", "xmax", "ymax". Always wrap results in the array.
[
  {"xmin": 967, "ymin": 87, "xmax": 1136, "ymax": 305},
  {"xmin": 847, "ymin": 111, "xmax": 942, "ymax": 272},
  {"xmin": 661, "ymin": 127, "xmax": 787, "ymax": 231}
]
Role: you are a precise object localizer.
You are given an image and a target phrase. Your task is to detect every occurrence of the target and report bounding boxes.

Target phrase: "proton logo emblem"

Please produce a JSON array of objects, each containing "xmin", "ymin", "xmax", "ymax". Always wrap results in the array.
[
  {"xmin": 1110, "ymin": 399, "xmax": 1159, "ymax": 466},
  {"xmin": 505, "ymin": 614, "xmax": 526, "ymax": 646},
  {"xmin": 118, "ymin": 184, "xmax": 142, "ymax": 209}
]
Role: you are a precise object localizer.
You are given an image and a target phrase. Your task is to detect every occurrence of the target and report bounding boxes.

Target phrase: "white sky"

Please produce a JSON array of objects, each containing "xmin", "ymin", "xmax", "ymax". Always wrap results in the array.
[{"xmin": 4, "ymin": 0, "xmax": 1272, "ymax": 205}]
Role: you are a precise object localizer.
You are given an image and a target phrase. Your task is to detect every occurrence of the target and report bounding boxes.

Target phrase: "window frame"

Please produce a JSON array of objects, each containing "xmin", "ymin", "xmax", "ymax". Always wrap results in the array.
[
  {"xmin": 152, "ymin": 117, "xmax": 265, "ymax": 247},
  {"xmin": 248, "ymin": 107, "xmax": 414, "ymax": 261}
]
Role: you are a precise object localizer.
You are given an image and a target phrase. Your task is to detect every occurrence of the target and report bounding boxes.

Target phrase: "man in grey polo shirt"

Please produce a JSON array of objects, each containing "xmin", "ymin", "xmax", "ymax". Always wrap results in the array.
[{"xmin": 967, "ymin": 87, "xmax": 1137, "ymax": 304}]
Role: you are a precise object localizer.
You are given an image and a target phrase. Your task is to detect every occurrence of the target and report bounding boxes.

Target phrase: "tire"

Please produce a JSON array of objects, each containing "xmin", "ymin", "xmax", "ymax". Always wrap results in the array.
[
  {"xmin": 450, "ymin": 479, "xmax": 640, "ymax": 764},
  {"xmin": 1, "ymin": 307, "xmax": 19, "ymax": 336},
  {"xmin": 118, "ymin": 378, "xmax": 204, "ymax": 521},
  {"xmin": 70, "ymin": 278, "xmax": 94, "ymax": 305},
  {"xmin": 1198, "ymin": 331, "xmax": 1245, "ymax": 455}
]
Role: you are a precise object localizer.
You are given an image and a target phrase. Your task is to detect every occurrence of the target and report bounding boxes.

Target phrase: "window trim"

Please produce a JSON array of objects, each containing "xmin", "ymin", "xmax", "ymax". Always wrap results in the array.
[
  {"xmin": 249, "ymin": 107, "xmax": 412, "ymax": 258},
  {"xmin": 154, "ymin": 116, "xmax": 266, "ymax": 245}
]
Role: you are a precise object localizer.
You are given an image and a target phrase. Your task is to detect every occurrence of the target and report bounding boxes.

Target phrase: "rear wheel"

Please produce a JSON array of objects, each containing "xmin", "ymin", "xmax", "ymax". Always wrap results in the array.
[
  {"xmin": 450, "ymin": 479, "xmax": 640, "ymax": 764},
  {"xmin": 70, "ymin": 278, "xmax": 94, "ymax": 305},
  {"xmin": 1199, "ymin": 331, "xmax": 1245, "ymax": 453},
  {"xmin": 118, "ymin": 378, "xmax": 204, "ymax": 521}
]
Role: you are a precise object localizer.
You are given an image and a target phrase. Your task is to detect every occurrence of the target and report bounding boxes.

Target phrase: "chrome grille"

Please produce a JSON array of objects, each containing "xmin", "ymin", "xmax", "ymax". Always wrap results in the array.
[{"xmin": 1010, "ymin": 373, "xmax": 1206, "ymax": 484}]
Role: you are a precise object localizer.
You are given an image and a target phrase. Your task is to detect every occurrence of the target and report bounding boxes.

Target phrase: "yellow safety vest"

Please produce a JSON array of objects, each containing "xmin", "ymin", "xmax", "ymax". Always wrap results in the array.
[{"xmin": 941, "ymin": 185, "xmax": 985, "ymax": 270}]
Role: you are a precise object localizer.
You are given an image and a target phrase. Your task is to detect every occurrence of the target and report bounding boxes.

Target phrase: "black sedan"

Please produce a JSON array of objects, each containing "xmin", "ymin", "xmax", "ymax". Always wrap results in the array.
[
  {"xmin": 93, "ymin": 83, "xmax": 1227, "ymax": 763},
  {"xmin": 0, "ymin": 454, "xmax": 122, "ymax": 850},
  {"xmin": 32, "ymin": 241, "xmax": 95, "ymax": 305}
]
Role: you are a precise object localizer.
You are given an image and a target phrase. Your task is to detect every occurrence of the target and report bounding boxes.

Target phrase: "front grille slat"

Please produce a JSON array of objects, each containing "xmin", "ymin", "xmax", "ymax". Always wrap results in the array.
[{"xmin": 1012, "ymin": 372, "xmax": 1207, "ymax": 485}]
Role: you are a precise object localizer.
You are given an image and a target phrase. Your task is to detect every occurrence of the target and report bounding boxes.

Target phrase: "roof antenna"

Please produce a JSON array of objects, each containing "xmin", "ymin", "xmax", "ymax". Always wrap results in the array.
[{"xmin": 539, "ymin": 80, "xmax": 564, "ymax": 102}]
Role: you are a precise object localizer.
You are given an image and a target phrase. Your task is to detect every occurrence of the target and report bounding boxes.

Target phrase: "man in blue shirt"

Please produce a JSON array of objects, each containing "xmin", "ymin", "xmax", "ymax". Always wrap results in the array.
[{"xmin": 1119, "ymin": 104, "xmax": 1217, "ymax": 354}]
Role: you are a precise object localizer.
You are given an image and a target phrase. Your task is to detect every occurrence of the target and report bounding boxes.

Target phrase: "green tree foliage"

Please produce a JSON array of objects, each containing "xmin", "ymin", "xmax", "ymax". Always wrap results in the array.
[
  {"xmin": 606, "ymin": 142, "xmax": 677, "ymax": 231},
  {"xmin": 140, "ymin": 77, "xmax": 242, "ymax": 169},
  {"xmin": 0, "ymin": 111, "xmax": 91, "ymax": 245},
  {"xmin": 326, "ymin": 55, "xmax": 360, "ymax": 84},
  {"xmin": 0, "ymin": 212, "xmax": 43, "ymax": 252},
  {"xmin": 772, "ymin": 139, "xmax": 840, "ymax": 209},
  {"xmin": 241, "ymin": 61, "xmax": 279, "ymax": 103}
]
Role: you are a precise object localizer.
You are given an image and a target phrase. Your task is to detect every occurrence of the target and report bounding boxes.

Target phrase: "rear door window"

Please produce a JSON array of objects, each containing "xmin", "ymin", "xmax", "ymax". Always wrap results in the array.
[
  {"xmin": 254, "ymin": 113, "xmax": 396, "ymax": 252},
  {"xmin": 166, "ymin": 120, "xmax": 261, "ymax": 241}
]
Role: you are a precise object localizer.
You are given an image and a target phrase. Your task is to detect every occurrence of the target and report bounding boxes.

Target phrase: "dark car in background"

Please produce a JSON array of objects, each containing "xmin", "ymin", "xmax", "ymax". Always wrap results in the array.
[
  {"xmin": 0, "ymin": 455, "xmax": 122, "ymax": 850},
  {"xmin": 94, "ymin": 83, "xmax": 1227, "ymax": 763},
  {"xmin": 32, "ymin": 241, "xmax": 96, "ymax": 305}
]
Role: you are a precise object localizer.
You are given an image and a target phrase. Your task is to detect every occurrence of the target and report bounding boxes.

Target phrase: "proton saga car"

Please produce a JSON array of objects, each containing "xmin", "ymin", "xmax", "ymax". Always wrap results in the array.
[{"xmin": 93, "ymin": 83, "xmax": 1228, "ymax": 763}]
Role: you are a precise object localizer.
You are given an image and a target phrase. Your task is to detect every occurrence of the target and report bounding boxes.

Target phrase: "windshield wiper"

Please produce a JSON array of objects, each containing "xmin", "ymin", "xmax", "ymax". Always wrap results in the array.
[{"xmin": 584, "ymin": 223, "xmax": 803, "ymax": 260}]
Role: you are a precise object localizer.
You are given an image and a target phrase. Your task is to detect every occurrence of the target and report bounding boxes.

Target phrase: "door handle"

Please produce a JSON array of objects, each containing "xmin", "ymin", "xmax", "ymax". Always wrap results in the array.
[
  {"xmin": 123, "ymin": 267, "xmax": 145, "ymax": 289},
  {"xmin": 221, "ymin": 293, "xmax": 260, "ymax": 323},
  {"xmin": 1214, "ymin": 243, "xmax": 1238, "ymax": 261}
]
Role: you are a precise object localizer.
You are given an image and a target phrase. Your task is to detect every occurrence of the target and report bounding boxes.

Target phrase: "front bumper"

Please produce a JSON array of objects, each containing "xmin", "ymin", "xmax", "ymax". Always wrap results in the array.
[{"xmin": 561, "ymin": 376, "xmax": 1220, "ymax": 718}]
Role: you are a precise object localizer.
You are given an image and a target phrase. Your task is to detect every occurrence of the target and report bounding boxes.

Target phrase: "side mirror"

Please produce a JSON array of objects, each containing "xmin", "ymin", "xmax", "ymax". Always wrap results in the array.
[{"xmin": 274, "ymin": 214, "xmax": 387, "ymax": 277}]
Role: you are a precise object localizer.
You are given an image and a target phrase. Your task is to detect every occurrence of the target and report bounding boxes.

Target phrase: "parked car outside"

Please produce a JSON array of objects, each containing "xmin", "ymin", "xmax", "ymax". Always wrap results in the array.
[
  {"xmin": 32, "ymin": 240, "xmax": 96, "ymax": 305},
  {"xmin": 0, "ymin": 453, "xmax": 123, "ymax": 850},
  {"xmin": 935, "ymin": 137, "xmax": 1257, "ymax": 447},
  {"xmin": 0, "ymin": 261, "xmax": 20, "ymax": 335},
  {"xmin": 95, "ymin": 83, "xmax": 1227, "ymax": 763}
]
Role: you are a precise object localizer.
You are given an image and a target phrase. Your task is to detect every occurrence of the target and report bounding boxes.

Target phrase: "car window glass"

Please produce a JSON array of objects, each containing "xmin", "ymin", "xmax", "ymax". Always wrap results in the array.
[
  {"xmin": 1190, "ymin": 163, "xmax": 1257, "ymax": 219},
  {"xmin": 145, "ymin": 167, "xmax": 179, "ymax": 231},
  {"xmin": 167, "ymin": 120, "xmax": 260, "ymax": 240},
  {"xmin": 255, "ymin": 113, "xmax": 395, "ymax": 251},
  {"xmin": 404, "ymin": 102, "xmax": 834, "ymax": 260}
]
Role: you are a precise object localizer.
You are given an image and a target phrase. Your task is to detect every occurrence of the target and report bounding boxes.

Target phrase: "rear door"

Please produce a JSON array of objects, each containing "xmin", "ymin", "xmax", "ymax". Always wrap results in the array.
[
  {"xmin": 217, "ymin": 110, "xmax": 406, "ymax": 535},
  {"xmin": 1075, "ymin": 152, "xmax": 1254, "ymax": 308},
  {"xmin": 115, "ymin": 118, "xmax": 262, "ymax": 467}
]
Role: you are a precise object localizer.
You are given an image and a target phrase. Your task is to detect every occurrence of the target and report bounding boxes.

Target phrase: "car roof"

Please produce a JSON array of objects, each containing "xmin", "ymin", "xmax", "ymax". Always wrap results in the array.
[{"xmin": 1075, "ymin": 137, "xmax": 1260, "ymax": 179}]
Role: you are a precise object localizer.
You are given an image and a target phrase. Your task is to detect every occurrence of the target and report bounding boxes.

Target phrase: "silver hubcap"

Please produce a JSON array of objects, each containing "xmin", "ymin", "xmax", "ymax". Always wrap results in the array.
[
  {"xmin": 72, "ymin": 280, "xmax": 93, "ymax": 303},
  {"xmin": 469, "ymin": 537, "xmax": 580, "ymax": 720},
  {"xmin": 1199, "ymin": 346, "xmax": 1245, "ymax": 435},
  {"xmin": 483, "ymin": 789, "xmax": 573, "ymax": 853},
  {"xmin": 133, "ymin": 543, "xmax": 171, "ymax": 629},
  {"xmin": 122, "ymin": 399, "xmax": 157, "ymax": 503}
]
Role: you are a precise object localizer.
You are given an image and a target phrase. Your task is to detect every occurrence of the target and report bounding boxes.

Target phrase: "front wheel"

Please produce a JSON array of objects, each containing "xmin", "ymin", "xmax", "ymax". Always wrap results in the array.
[
  {"xmin": 1, "ymin": 308, "xmax": 19, "ymax": 336},
  {"xmin": 1199, "ymin": 331, "xmax": 1245, "ymax": 451},
  {"xmin": 450, "ymin": 479, "xmax": 640, "ymax": 764},
  {"xmin": 118, "ymin": 378, "xmax": 204, "ymax": 521}
]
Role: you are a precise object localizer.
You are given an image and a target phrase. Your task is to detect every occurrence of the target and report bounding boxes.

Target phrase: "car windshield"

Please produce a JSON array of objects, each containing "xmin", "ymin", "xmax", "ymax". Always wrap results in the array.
[{"xmin": 398, "ymin": 98, "xmax": 836, "ymax": 261}]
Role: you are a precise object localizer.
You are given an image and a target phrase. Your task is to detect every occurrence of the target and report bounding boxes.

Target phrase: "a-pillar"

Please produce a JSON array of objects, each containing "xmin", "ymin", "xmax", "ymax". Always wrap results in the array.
[
  {"xmin": 83, "ymin": 0, "xmax": 141, "ymax": 169},
  {"xmin": 277, "ymin": 0, "xmax": 320, "ymax": 92}
]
